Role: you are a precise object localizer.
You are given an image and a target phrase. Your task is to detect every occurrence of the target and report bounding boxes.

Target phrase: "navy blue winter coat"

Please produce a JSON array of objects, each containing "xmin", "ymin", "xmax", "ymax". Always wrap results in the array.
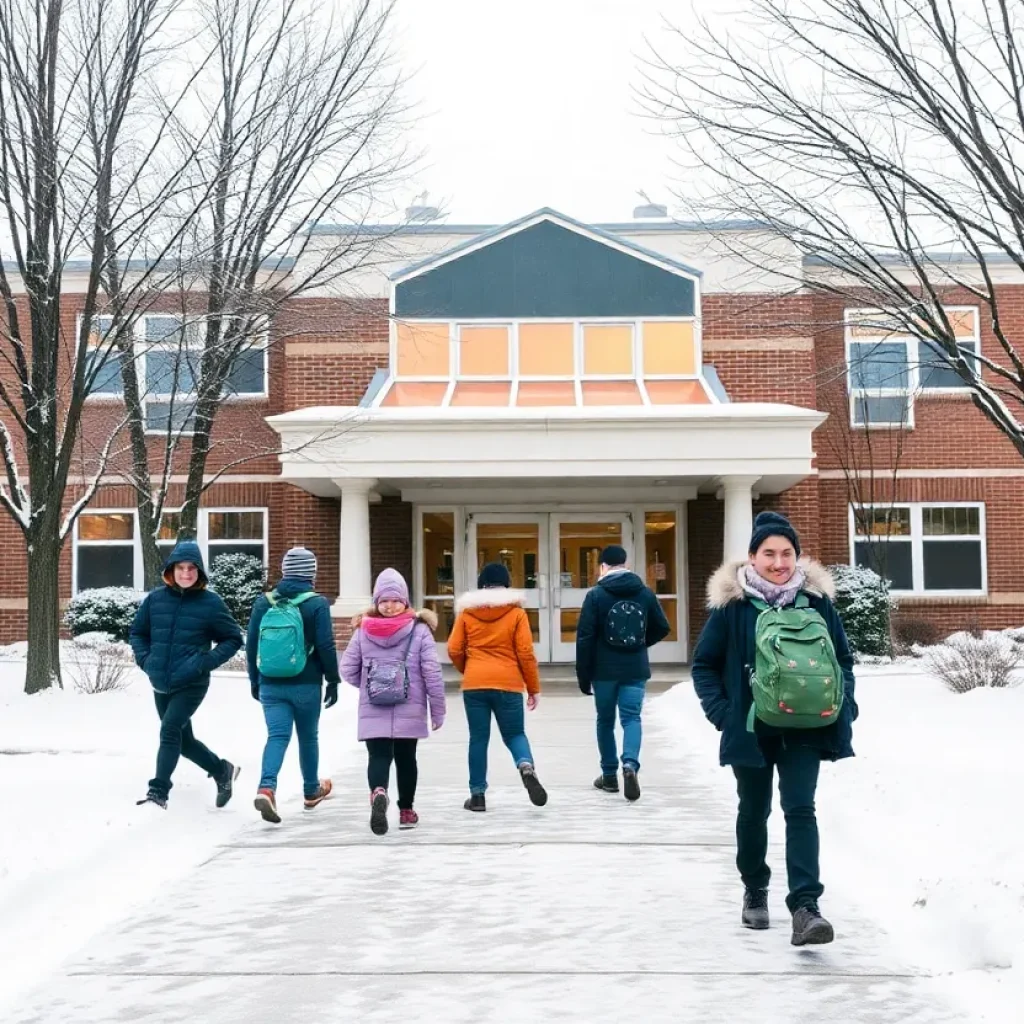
[
  {"xmin": 246, "ymin": 577, "xmax": 341, "ymax": 688},
  {"xmin": 691, "ymin": 560, "xmax": 858, "ymax": 768},
  {"xmin": 575, "ymin": 570, "xmax": 672, "ymax": 687},
  {"xmin": 129, "ymin": 541, "xmax": 243, "ymax": 693}
]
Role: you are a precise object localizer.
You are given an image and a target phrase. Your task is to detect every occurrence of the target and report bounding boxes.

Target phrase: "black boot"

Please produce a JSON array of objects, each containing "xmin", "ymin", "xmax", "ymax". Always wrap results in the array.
[
  {"xmin": 742, "ymin": 888, "xmax": 770, "ymax": 930},
  {"xmin": 519, "ymin": 764, "xmax": 548, "ymax": 806},
  {"xmin": 464, "ymin": 793, "xmax": 486, "ymax": 812},
  {"xmin": 594, "ymin": 774, "xmax": 619, "ymax": 793},
  {"xmin": 136, "ymin": 789, "xmax": 167, "ymax": 809},
  {"xmin": 214, "ymin": 761, "xmax": 240, "ymax": 809},
  {"xmin": 622, "ymin": 766, "xmax": 641, "ymax": 802},
  {"xmin": 791, "ymin": 903, "xmax": 834, "ymax": 946}
]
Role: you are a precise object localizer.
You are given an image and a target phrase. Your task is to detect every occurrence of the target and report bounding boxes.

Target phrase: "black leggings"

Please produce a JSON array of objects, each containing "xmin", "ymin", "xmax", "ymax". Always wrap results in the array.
[{"xmin": 365, "ymin": 738, "xmax": 419, "ymax": 810}]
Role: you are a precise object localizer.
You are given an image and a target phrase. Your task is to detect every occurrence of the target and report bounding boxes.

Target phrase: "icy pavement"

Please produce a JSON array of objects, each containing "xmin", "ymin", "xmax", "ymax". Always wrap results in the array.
[{"xmin": 9, "ymin": 688, "xmax": 967, "ymax": 1024}]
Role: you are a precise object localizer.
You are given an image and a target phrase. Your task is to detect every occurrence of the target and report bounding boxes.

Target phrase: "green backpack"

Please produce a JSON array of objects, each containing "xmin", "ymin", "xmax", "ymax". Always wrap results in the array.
[
  {"xmin": 256, "ymin": 591, "xmax": 317, "ymax": 678},
  {"xmin": 746, "ymin": 594, "xmax": 844, "ymax": 731}
]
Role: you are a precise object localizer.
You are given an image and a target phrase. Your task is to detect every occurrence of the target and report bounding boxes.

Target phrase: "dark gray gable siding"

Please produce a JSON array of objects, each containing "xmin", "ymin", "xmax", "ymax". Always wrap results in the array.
[{"xmin": 394, "ymin": 221, "xmax": 696, "ymax": 319}]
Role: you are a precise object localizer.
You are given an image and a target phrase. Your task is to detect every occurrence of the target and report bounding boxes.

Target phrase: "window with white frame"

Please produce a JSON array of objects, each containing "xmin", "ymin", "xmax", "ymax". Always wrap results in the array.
[
  {"xmin": 84, "ymin": 315, "xmax": 124, "ymax": 396},
  {"xmin": 73, "ymin": 508, "xmax": 268, "ymax": 593},
  {"xmin": 80, "ymin": 313, "xmax": 268, "ymax": 431},
  {"xmin": 850, "ymin": 503, "xmax": 985, "ymax": 594},
  {"xmin": 845, "ymin": 307, "xmax": 980, "ymax": 428}
]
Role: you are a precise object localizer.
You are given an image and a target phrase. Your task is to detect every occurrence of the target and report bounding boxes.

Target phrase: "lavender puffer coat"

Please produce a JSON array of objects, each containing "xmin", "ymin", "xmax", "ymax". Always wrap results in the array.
[{"xmin": 340, "ymin": 609, "xmax": 447, "ymax": 740}]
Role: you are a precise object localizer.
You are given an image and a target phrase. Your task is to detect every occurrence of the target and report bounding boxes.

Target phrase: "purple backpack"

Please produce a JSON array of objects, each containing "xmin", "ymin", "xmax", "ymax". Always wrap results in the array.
[{"xmin": 364, "ymin": 627, "xmax": 416, "ymax": 706}]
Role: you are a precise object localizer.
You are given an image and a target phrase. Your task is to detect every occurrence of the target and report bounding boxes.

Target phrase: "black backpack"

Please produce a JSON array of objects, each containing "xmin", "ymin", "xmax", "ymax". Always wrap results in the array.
[{"xmin": 604, "ymin": 598, "xmax": 647, "ymax": 651}]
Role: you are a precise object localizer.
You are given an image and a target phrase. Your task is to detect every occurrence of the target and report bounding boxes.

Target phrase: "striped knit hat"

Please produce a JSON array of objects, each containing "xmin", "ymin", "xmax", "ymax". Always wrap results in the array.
[{"xmin": 282, "ymin": 546, "xmax": 317, "ymax": 582}]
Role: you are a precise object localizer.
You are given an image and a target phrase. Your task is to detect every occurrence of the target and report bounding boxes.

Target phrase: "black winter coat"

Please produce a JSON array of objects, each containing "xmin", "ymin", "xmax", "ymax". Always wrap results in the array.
[
  {"xmin": 129, "ymin": 541, "xmax": 243, "ymax": 693},
  {"xmin": 691, "ymin": 559, "xmax": 858, "ymax": 768}
]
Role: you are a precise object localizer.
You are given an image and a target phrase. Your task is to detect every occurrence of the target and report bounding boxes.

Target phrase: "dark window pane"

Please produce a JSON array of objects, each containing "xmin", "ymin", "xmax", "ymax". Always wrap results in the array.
[
  {"xmin": 223, "ymin": 347, "xmax": 266, "ymax": 395},
  {"xmin": 852, "ymin": 394, "xmax": 910, "ymax": 426},
  {"xmin": 208, "ymin": 511, "xmax": 263, "ymax": 540},
  {"xmin": 146, "ymin": 350, "xmax": 198, "ymax": 395},
  {"xmin": 849, "ymin": 341, "xmax": 908, "ymax": 389},
  {"xmin": 855, "ymin": 539, "xmax": 913, "ymax": 590},
  {"xmin": 157, "ymin": 541, "xmax": 177, "ymax": 562},
  {"xmin": 86, "ymin": 349, "xmax": 122, "ymax": 394},
  {"xmin": 146, "ymin": 401, "xmax": 196, "ymax": 433},
  {"xmin": 919, "ymin": 340, "xmax": 977, "ymax": 389},
  {"xmin": 145, "ymin": 315, "xmax": 185, "ymax": 342},
  {"xmin": 77, "ymin": 545, "xmax": 134, "ymax": 590},
  {"xmin": 208, "ymin": 542, "xmax": 265, "ymax": 565},
  {"xmin": 923, "ymin": 540, "xmax": 983, "ymax": 590}
]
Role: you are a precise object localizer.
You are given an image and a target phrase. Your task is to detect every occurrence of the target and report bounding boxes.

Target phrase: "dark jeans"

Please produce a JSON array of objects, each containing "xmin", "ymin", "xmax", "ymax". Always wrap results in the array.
[
  {"xmin": 732, "ymin": 737, "xmax": 823, "ymax": 913},
  {"xmin": 463, "ymin": 689, "xmax": 534, "ymax": 795},
  {"xmin": 150, "ymin": 686, "xmax": 224, "ymax": 797},
  {"xmin": 593, "ymin": 679, "xmax": 645, "ymax": 773},
  {"xmin": 366, "ymin": 738, "xmax": 419, "ymax": 810},
  {"xmin": 259, "ymin": 682, "xmax": 322, "ymax": 798}
]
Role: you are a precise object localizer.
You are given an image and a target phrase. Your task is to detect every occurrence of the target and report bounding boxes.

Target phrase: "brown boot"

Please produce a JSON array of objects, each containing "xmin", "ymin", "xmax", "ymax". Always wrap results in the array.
[{"xmin": 303, "ymin": 779, "xmax": 333, "ymax": 810}]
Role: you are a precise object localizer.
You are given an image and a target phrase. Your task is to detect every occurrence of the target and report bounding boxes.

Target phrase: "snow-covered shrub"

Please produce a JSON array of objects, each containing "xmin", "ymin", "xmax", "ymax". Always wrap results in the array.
[
  {"xmin": 64, "ymin": 639, "xmax": 134, "ymax": 694},
  {"xmin": 926, "ymin": 633, "xmax": 1021, "ymax": 693},
  {"xmin": 828, "ymin": 564, "xmax": 892, "ymax": 657},
  {"xmin": 209, "ymin": 553, "xmax": 267, "ymax": 627},
  {"xmin": 64, "ymin": 588, "xmax": 144, "ymax": 643},
  {"xmin": 892, "ymin": 615, "xmax": 940, "ymax": 656}
]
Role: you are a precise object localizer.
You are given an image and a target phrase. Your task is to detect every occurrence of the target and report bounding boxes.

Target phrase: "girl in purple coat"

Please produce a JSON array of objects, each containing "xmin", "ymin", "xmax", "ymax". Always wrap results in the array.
[{"xmin": 341, "ymin": 568, "xmax": 446, "ymax": 835}]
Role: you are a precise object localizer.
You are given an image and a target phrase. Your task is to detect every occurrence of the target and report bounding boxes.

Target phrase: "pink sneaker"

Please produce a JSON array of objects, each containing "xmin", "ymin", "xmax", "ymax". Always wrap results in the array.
[{"xmin": 399, "ymin": 808, "xmax": 419, "ymax": 830}]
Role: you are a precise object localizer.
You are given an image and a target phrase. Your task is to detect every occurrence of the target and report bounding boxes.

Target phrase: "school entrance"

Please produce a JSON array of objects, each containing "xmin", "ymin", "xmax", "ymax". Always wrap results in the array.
[{"xmin": 417, "ymin": 506, "xmax": 685, "ymax": 664}]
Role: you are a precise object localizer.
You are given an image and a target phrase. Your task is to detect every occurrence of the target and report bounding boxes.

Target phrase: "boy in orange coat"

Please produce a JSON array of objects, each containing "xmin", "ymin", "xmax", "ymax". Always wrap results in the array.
[{"xmin": 448, "ymin": 562, "xmax": 547, "ymax": 812}]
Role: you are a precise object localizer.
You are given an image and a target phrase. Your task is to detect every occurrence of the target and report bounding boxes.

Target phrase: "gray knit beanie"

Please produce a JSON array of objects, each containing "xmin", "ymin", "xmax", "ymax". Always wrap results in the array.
[{"xmin": 282, "ymin": 546, "xmax": 317, "ymax": 582}]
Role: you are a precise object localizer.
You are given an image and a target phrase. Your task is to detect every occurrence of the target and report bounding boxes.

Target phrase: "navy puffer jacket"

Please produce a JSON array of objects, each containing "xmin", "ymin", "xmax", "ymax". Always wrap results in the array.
[{"xmin": 129, "ymin": 540, "xmax": 243, "ymax": 693}]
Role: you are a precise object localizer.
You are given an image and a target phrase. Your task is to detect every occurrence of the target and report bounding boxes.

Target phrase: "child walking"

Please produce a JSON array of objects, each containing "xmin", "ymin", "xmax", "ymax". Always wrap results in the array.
[
  {"xmin": 448, "ymin": 562, "xmax": 547, "ymax": 812},
  {"xmin": 340, "ymin": 568, "xmax": 446, "ymax": 835}
]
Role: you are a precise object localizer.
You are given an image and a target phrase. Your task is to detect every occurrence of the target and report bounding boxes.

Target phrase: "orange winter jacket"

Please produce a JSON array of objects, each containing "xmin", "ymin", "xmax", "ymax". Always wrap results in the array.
[{"xmin": 447, "ymin": 589, "xmax": 541, "ymax": 696}]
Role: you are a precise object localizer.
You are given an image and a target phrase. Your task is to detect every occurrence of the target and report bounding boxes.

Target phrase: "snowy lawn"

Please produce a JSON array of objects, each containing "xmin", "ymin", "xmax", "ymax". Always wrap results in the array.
[
  {"xmin": 0, "ymin": 654, "xmax": 360, "ymax": 1016},
  {"xmin": 654, "ymin": 664, "xmax": 1024, "ymax": 1024}
]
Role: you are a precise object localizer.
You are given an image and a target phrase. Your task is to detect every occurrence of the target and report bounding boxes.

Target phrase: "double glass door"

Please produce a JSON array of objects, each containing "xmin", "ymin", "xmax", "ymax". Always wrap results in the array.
[{"xmin": 467, "ymin": 512, "xmax": 634, "ymax": 662}]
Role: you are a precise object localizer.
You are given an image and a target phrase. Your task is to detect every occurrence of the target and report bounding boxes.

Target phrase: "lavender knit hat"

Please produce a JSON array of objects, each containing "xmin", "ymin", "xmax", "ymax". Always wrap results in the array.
[{"xmin": 373, "ymin": 568, "xmax": 410, "ymax": 606}]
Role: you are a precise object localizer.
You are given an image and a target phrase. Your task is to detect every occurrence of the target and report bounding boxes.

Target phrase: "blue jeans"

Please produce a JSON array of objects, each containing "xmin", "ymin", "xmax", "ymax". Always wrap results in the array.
[
  {"xmin": 259, "ymin": 683, "xmax": 322, "ymax": 798},
  {"xmin": 463, "ymin": 690, "xmax": 534, "ymax": 794},
  {"xmin": 593, "ymin": 680, "xmax": 645, "ymax": 774}
]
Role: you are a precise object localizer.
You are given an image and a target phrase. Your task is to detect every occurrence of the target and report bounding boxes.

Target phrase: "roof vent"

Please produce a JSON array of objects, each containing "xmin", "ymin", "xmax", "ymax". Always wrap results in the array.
[
  {"xmin": 406, "ymin": 192, "xmax": 440, "ymax": 223},
  {"xmin": 633, "ymin": 202, "xmax": 669, "ymax": 219}
]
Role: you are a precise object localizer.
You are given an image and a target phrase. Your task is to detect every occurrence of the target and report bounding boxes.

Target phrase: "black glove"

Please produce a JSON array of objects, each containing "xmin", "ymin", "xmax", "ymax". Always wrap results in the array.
[
  {"xmin": 250, "ymin": 682, "xmax": 260, "ymax": 702},
  {"xmin": 324, "ymin": 682, "xmax": 338, "ymax": 708},
  {"xmin": 578, "ymin": 680, "xmax": 593, "ymax": 696}
]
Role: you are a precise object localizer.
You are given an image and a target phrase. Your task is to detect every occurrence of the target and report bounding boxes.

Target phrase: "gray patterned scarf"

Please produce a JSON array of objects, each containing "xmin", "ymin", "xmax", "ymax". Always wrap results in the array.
[{"xmin": 743, "ymin": 564, "xmax": 807, "ymax": 608}]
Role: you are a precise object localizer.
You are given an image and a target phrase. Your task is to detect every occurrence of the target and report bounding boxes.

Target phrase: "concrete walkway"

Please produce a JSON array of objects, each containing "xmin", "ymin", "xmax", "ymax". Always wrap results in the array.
[{"xmin": 11, "ymin": 690, "xmax": 965, "ymax": 1024}]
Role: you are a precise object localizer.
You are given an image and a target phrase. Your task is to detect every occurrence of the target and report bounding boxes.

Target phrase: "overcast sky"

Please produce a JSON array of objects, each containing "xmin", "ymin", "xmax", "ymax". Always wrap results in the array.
[{"xmin": 393, "ymin": 1, "xmax": 691, "ymax": 225}]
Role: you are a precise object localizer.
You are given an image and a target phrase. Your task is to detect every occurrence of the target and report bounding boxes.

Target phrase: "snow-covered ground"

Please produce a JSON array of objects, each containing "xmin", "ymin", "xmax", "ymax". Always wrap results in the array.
[
  {"xmin": 656, "ymin": 663, "xmax": 1024, "ymax": 1024},
  {"xmin": 0, "ymin": 654, "xmax": 360, "ymax": 1017}
]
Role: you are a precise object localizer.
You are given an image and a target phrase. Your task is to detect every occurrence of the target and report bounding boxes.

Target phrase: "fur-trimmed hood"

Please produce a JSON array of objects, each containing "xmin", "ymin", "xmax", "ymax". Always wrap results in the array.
[
  {"xmin": 455, "ymin": 587, "xmax": 527, "ymax": 617},
  {"xmin": 350, "ymin": 607, "xmax": 438, "ymax": 632},
  {"xmin": 706, "ymin": 558, "xmax": 835, "ymax": 610}
]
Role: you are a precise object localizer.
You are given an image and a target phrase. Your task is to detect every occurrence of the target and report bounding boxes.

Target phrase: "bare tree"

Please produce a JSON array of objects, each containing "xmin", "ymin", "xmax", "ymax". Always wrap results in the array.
[
  {"xmin": 643, "ymin": 0, "xmax": 1024, "ymax": 456},
  {"xmin": 0, "ymin": 0, "xmax": 215, "ymax": 693},
  {"xmin": 103, "ymin": 0, "xmax": 410, "ymax": 586}
]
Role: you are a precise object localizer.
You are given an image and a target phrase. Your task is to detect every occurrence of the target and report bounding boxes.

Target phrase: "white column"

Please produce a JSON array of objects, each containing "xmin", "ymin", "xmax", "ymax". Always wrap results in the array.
[
  {"xmin": 333, "ymin": 477, "xmax": 377, "ymax": 616},
  {"xmin": 719, "ymin": 476, "xmax": 760, "ymax": 563}
]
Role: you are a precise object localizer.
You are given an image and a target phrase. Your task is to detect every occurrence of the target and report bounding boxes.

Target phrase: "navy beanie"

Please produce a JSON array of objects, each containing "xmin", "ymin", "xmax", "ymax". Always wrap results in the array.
[
  {"xmin": 599, "ymin": 544, "xmax": 627, "ymax": 567},
  {"xmin": 477, "ymin": 562, "xmax": 512, "ymax": 589},
  {"xmin": 748, "ymin": 511, "xmax": 801, "ymax": 557}
]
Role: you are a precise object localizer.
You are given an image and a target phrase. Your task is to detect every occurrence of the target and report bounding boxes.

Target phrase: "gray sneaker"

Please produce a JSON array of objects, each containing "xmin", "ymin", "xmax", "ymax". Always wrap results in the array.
[
  {"xmin": 742, "ymin": 888, "xmax": 770, "ymax": 930},
  {"xmin": 791, "ymin": 904, "xmax": 834, "ymax": 946}
]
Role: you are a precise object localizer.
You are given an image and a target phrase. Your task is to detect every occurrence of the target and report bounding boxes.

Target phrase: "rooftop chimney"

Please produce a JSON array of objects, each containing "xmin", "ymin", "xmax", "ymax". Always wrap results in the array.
[{"xmin": 632, "ymin": 202, "xmax": 669, "ymax": 220}]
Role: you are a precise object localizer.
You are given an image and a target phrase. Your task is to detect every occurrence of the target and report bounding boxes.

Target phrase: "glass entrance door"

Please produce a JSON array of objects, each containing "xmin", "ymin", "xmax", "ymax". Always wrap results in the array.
[
  {"xmin": 549, "ymin": 514, "xmax": 634, "ymax": 662},
  {"xmin": 466, "ymin": 513, "xmax": 549, "ymax": 660}
]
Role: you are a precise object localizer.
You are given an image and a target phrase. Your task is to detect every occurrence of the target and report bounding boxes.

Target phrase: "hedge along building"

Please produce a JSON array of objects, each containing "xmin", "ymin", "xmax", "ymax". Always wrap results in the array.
[{"xmin": 16, "ymin": 207, "xmax": 1024, "ymax": 654}]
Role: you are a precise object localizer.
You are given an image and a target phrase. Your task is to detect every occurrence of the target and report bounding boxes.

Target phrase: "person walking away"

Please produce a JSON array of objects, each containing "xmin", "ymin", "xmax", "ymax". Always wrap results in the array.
[
  {"xmin": 340, "ymin": 568, "xmax": 446, "ymax": 835},
  {"xmin": 247, "ymin": 547, "xmax": 340, "ymax": 823},
  {"xmin": 130, "ymin": 540, "xmax": 244, "ymax": 809},
  {"xmin": 448, "ymin": 562, "xmax": 547, "ymax": 812},
  {"xmin": 575, "ymin": 544, "xmax": 670, "ymax": 803},
  {"xmin": 691, "ymin": 511, "xmax": 858, "ymax": 946}
]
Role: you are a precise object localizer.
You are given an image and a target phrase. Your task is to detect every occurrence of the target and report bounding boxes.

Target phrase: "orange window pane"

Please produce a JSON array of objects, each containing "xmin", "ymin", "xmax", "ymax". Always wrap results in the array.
[
  {"xmin": 644, "ymin": 379, "xmax": 710, "ymax": 404},
  {"xmin": 516, "ymin": 381, "xmax": 577, "ymax": 406},
  {"xmin": 450, "ymin": 382, "xmax": 511, "ymax": 406},
  {"xmin": 381, "ymin": 381, "xmax": 448, "ymax": 406},
  {"xmin": 395, "ymin": 322, "xmax": 450, "ymax": 376},
  {"xmin": 643, "ymin": 321, "xmax": 696, "ymax": 375},
  {"xmin": 949, "ymin": 308, "xmax": 977, "ymax": 337},
  {"xmin": 78, "ymin": 512, "xmax": 134, "ymax": 540},
  {"xmin": 581, "ymin": 381, "xmax": 643, "ymax": 405},
  {"xmin": 459, "ymin": 326, "xmax": 509, "ymax": 376},
  {"xmin": 518, "ymin": 323, "xmax": 574, "ymax": 375},
  {"xmin": 583, "ymin": 325, "xmax": 633, "ymax": 375}
]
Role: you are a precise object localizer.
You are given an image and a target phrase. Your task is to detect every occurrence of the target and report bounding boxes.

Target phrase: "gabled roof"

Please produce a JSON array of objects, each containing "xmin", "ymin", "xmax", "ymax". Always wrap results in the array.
[{"xmin": 389, "ymin": 207, "xmax": 704, "ymax": 284}]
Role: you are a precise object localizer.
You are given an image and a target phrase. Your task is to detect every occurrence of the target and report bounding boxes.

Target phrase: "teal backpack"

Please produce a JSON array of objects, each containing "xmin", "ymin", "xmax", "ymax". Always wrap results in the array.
[
  {"xmin": 746, "ymin": 594, "xmax": 844, "ymax": 731},
  {"xmin": 256, "ymin": 591, "xmax": 317, "ymax": 678}
]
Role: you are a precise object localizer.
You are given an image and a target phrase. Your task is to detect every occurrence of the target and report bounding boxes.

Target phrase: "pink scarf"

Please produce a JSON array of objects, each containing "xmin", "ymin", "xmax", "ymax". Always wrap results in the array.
[{"xmin": 362, "ymin": 610, "xmax": 415, "ymax": 640}]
